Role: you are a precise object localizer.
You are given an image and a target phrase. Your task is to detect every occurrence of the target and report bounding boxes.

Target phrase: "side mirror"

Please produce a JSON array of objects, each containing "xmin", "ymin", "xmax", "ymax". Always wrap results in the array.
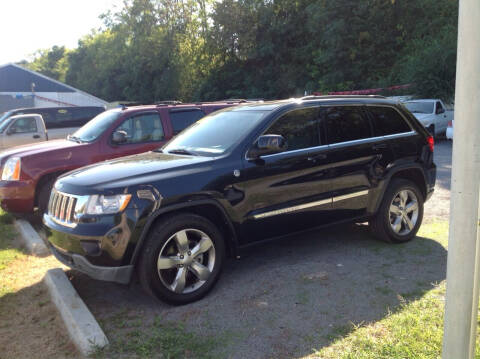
[
  {"xmin": 436, "ymin": 107, "xmax": 445, "ymax": 114},
  {"xmin": 248, "ymin": 134, "xmax": 287, "ymax": 159},
  {"xmin": 112, "ymin": 130, "xmax": 128, "ymax": 144}
]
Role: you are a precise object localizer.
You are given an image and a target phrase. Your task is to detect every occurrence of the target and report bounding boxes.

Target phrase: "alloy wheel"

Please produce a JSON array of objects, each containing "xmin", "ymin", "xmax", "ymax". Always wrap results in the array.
[
  {"xmin": 156, "ymin": 229, "xmax": 216, "ymax": 294},
  {"xmin": 389, "ymin": 189, "xmax": 419, "ymax": 236}
]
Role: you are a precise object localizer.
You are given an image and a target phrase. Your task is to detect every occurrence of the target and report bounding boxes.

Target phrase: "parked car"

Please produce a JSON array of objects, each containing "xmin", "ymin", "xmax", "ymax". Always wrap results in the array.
[
  {"xmin": 402, "ymin": 99, "xmax": 453, "ymax": 137},
  {"xmin": 0, "ymin": 106, "xmax": 105, "ymax": 146},
  {"xmin": 0, "ymin": 102, "xmax": 239, "ymax": 214},
  {"xmin": 446, "ymin": 120, "xmax": 454, "ymax": 140},
  {"xmin": 0, "ymin": 113, "xmax": 79, "ymax": 150},
  {"xmin": 44, "ymin": 96, "xmax": 436, "ymax": 305}
]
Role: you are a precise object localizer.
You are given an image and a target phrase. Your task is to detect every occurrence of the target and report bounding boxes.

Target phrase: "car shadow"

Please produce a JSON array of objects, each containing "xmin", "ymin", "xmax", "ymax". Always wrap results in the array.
[{"xmin": 70, "ymin": 222, "xmax": 447, "ymax": 359}]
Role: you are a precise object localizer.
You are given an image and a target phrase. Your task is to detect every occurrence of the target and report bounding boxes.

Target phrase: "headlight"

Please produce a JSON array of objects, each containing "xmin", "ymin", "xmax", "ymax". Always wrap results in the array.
[
  {"xmin": 1, "ymin": 157, "xmax": 21, "ymax": 181},
  {"xmin": 84, "ymin": 194, "xmax": 132, "ymax": 215}
]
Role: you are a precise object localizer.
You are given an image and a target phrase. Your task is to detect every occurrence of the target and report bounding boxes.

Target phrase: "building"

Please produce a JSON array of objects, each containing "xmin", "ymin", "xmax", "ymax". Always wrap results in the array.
[{"xmin": 0, "ymin": 63, "xmax": 107, "ymax": 112}]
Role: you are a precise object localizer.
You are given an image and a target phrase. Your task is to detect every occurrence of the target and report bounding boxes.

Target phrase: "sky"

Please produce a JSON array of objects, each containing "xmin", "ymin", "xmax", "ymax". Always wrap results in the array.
[{"xmin": 0, "ymin": 0, "xmax": 125, "ymax": 65}]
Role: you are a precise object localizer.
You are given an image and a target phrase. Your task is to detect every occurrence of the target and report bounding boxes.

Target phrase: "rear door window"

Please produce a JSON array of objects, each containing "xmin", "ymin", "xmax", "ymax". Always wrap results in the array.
[
  {"xmin": 266, "ymin": 107, "xmax": 320, "ymax": 151},
  {"xmin": 170, "ymin": 109, "xmax": 205, "ymax": 135},
  {"xmin": 324, "ymin": 107, "xmax": 372, "ymax": 144},
  {"xmin": 368, "ymin": 106, "xmax": 411, "ymax": 136},
  {"xmin": 115, "ymin": 113, "xmax": 164, "ymax": 144}
]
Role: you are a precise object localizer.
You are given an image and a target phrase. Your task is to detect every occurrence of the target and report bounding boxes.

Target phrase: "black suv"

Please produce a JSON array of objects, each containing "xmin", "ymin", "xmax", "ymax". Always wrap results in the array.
[{"xmin": 44, "ymin": 96, "xmax": 436, "ymax": 304}]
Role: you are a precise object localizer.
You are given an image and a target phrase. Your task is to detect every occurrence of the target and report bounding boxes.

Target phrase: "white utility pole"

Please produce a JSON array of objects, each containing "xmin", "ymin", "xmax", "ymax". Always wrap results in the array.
[{"xmin": 442, "ymin": 0, "xmax": 480, "ymax": 357}]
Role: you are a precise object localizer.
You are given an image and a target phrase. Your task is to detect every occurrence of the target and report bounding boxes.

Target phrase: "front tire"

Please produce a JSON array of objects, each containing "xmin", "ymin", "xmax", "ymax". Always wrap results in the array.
[
  {"xmin": 36, "ymin": 177, "xmax": 57, "ymax": 216},
  {"xmin": 370, "ymin": 179, "xmax": 424, "ymax": 243},
  {"xmin": 138, "ymin": 213, "xmax": 225, "ymax": 305}
]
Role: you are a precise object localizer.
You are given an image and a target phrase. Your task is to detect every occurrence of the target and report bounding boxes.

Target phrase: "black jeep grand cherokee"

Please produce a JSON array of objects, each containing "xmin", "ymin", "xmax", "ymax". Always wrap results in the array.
[{"xmin": 44, "ymin": 96, "xmax": 436, "ymax": 304}]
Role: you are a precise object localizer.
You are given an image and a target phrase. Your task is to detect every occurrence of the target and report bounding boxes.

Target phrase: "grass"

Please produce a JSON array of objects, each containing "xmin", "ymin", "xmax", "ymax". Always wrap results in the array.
[
  {"xmin": 0, "ymin": 209, "xmax": 77, "ymax": 358},
  {"xmin": 94, "ymin": 315, "xmax": 220, "ymax": 359},
  {"xmin": 0, "ymin": 209, "xmax": 26, "ymax": 296},
  {"xmin": 303, "ymin": 221, "xmax": 471, "ymax": 359}
]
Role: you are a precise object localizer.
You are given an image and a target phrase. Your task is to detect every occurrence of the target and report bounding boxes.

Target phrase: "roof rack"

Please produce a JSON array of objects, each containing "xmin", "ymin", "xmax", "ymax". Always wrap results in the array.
[
  {"xmin": 155, "ymin": 101, "xmax": 183, "ymax": 106},
  {"xmin": 300, "ymin": 95, "xmax": 387, "ymax": 100},
  {"xmin": 193, "ymin": 99, "xmax": 249, "ymax": 105}
]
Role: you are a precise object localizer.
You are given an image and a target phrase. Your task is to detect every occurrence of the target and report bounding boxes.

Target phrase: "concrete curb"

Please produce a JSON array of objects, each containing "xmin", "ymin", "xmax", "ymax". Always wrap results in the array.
[
  {"xmin": 44, "ymin": 268, "xmax": 109, "ymax": 356},
  {"xmin": 14, "ymin": 219, "xmax": 50, "ymax": 256}
]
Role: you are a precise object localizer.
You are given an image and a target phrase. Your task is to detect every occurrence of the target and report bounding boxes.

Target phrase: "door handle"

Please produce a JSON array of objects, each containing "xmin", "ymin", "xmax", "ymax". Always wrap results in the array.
[
  {"xmin": 33, "ymin": 135, "xmax": 40, "ymax": 139},
  {"xmin": 372, "ymin": 143, "xmax": 387, "ymax": 150}
]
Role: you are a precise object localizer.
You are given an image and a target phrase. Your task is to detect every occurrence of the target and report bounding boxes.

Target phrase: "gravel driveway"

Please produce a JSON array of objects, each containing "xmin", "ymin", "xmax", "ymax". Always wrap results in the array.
[
  {"xmin": 424, "ymin": 140, "xmax": 451, "ymax": 222},
  {"xmin": 71, "ymin": 140, "xmax": 452, "ymax": 358}
]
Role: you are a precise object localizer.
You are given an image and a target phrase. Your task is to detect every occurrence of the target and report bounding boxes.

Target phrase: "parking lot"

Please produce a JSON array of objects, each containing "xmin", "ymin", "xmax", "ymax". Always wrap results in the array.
[{"xmin": 66, "ymin": 140, "xmax": 452, "ymax": 358}]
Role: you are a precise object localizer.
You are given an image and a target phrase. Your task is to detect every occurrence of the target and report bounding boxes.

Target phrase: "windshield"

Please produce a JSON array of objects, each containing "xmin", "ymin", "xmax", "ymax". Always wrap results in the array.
[
  {"xmin": 0, "ymin": 116, "xmax": 14, "ymax": 133},
  {"xmin": 163, "ymin": 110, "xmax": 267, "ymax": 156},
  {"xmin": 404, "ymin": 102, "xmax": 434, "ymax": 114},
  {"xmin": 0, "ymin": 111, "xmax": 14, "ymax": 133},
  {"xmin": 71, "ymin": 109, "xmax": 121, "ymax": 142}
]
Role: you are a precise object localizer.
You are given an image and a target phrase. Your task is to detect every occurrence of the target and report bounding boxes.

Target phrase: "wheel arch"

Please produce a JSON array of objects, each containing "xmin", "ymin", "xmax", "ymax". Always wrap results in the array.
[
  {"xmin": 34, "ymin": 170, "xmax": 66, "ymax": 207},
  {"xmin": 369, "ymin": 165, "xmax": 428, "ymax": 214},
  {"xmin": 130, "ymin": 200, "xmax": 239, "ymax": 266}
]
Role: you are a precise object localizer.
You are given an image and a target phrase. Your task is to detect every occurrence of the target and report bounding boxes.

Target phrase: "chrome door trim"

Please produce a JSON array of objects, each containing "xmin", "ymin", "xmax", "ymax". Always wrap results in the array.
[
  {"xmin": 332, "ymin": 189, "xmax": 369, "ymax": 203},
  {"xmin": 252, "ymin": 198, "xmax": 332, "ymax": 220},
  {"xmin": 327, "ymin": 136, "xmax": 384, "ymax": 149},
  {"xmin": 258, "ymin": 144, "xmax": 329, "ymax": 160},
  {"xmin": 382, "ymin": 131, "xmax": 416, "ymax": 140},
  {"xmin": 252, "ymin": 189, "xmax": 371, "ymax": 220},
  {"xmin": 249, "ymin": 131, "xmax": 417, "ymax": 160}
]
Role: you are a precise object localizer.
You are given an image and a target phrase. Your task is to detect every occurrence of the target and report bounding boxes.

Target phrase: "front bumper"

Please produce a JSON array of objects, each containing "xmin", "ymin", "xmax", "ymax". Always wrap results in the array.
[
  {"xmin": 0, "ymin": 180, "xmax": 35, "ymax": 213},
  {"xmin": 48, "ymin": 241, "xmax": 133, "ymax": 284}
]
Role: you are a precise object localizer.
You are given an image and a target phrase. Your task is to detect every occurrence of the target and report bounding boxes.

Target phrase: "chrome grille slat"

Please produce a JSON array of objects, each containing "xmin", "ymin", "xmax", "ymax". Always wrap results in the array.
[
  {"xmin": 47, "ymin": 189, "xmax": 78, "ymax": 228},
  {"xmin": 59, "ymin": 196, "xmax": 67, "ymax": 221},
  {"xmin": 55, "ymin": 192, "xmax": 61, "ymax": 218},
  {"xmin": 66, "ymin": 197, "xmax": 75, "ymax": 222}
]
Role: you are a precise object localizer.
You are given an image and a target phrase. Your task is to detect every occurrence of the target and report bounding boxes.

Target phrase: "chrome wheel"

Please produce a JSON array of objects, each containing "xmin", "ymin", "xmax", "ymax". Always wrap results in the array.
[
  {"xmin": 156, "ymin": 229, "xmax": 216, "ymax": 294},
  {"xmin": 389, "ymin": 189, "xmax": 419, "ymax": 236}
]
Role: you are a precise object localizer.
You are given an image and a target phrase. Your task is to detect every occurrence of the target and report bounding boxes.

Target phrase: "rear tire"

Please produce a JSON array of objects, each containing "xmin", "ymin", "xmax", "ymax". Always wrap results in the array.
[
  {"xmin": 138, "ymin": 213, "xmax": 225, "ymax": 305},
  {"xmin": 369, "ymin": 179, "xmax": 424, "ymax": 243}
]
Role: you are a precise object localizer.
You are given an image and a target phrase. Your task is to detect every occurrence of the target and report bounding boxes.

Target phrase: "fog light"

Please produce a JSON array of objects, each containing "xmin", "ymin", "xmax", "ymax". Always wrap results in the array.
[
  {"xmin": 80, "ymin": 240, "xmax": 101, "ymax": 256},
  {"xmin": 106, "ymin": 228, "xmax": 123, "ymax": 246}
]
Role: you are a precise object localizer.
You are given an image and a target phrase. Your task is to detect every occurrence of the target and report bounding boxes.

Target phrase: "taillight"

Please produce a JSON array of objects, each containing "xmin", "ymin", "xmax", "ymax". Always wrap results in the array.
[
  {"xmin": 427, "ymin": 136, "xmax": 434, "ymax": 152},
  {"xmin": 448, "ymin": 120, "xmax": 453, "ymax": 127}
]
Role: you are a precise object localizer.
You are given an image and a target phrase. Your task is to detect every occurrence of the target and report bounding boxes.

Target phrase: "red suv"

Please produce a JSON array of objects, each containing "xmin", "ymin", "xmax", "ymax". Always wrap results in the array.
[{"xmin": 0, "ymin": 102, "xmax": 239, "ymax": 214}]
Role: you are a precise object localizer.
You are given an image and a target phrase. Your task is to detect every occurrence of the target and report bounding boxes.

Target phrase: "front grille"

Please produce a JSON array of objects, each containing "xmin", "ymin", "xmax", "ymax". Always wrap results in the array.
[{"xmin": 48, "ymin": 189, "xmax": 78, "ymax": 227}]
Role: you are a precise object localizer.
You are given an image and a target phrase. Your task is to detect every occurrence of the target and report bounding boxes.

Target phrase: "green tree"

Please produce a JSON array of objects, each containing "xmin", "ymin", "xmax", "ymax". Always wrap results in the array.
[{"xmin": 27, "ymin": 45, "xmax": 68, "ymax": 82}]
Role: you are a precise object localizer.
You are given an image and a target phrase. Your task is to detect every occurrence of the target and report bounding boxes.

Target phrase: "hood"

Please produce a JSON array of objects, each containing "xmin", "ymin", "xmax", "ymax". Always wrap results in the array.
[
  {"xmin": 56, "ymin": 151, "xmax": 214, "ymax": 194},
  {"xmin": 0, "ymin": 139, "xmax": 83, "ymax": 164}
]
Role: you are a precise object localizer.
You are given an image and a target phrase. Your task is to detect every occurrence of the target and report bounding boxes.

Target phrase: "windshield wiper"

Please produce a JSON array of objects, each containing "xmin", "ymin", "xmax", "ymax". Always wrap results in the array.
[
  {"xmin": 67, "ymin": 135, "xmax": 83, "ymax": 143},
  {"xmin": 167, "ymin": 148, "xmax": 197, "ymax": 156}
]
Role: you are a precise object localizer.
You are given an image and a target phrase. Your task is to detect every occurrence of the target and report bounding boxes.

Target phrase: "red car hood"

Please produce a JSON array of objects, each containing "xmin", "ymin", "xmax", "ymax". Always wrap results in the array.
[{"xmin": 0, "ymin": 140, "xmax": 84, "ymax": 164}]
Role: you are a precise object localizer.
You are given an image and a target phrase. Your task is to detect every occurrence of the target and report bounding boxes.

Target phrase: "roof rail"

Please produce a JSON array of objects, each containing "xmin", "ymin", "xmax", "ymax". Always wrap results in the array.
[
  {"xmin": 193, "ymin": 99, "xmax": 249, "ymax": 105},
  {"xmin": 301, "ymin": 95, "xmax": 387, "ymax": 100},
  {"xmin": 155, "ymin": 100, "xmax": 183, "ymax": 106}
]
